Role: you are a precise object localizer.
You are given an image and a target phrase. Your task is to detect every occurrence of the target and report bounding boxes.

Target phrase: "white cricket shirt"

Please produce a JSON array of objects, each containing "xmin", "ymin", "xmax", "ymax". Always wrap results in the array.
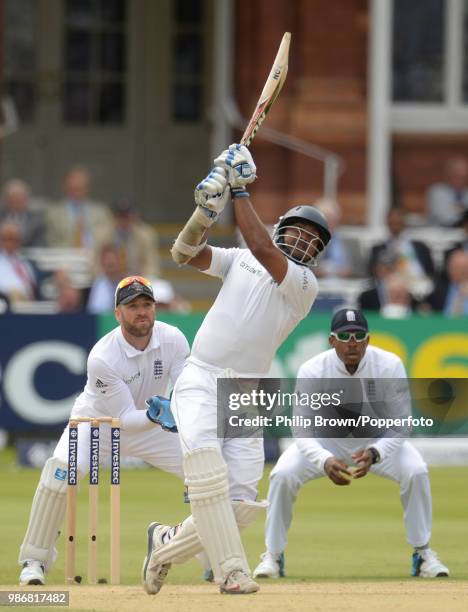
[
  {"xmin": 191, "ymin": 247, "xmax": 318, "ymax": 375},
  {"xmin": 72, "ymin": 321, "xmax": 189, "ymax": 430},
  {"xmin": 295, "ymin": 345, "xmax": 409, "ymax": 469}
]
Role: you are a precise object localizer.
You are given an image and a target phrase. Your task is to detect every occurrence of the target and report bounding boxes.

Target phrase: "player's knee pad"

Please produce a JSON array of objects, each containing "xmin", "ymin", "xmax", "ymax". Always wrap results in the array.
[
  {"xmin": 19, "ymin": 458, "xmax": 68, "ymax": 567},
  {"xmin": 184, "ymin": 447, "xmax": 249, "ymax": 582},
  {"xmin": 232, "ymin": 499, "xmax": 268, "ymax": 530},
  {"xmin": 184, "ymin": 447, "xmax": 230, "ymax": 502}
]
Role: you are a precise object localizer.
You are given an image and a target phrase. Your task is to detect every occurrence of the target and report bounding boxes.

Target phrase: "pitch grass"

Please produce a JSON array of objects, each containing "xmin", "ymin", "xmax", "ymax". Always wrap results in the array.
[{"xmin": 0, "ymin": 446, "xmax": 466, "ymax": 585}]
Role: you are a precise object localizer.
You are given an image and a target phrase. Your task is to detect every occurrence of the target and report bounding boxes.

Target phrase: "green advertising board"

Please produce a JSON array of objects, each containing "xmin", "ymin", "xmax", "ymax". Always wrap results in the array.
[{"xmin": 99, "ymin": 312, "xmax": 468, "ymax": 379}]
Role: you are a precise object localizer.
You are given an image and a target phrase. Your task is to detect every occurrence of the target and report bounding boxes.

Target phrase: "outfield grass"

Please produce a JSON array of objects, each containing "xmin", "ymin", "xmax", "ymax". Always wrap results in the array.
[{"xmin": 1, "ymin": 447, "xmax": 466, "ymax": 586}]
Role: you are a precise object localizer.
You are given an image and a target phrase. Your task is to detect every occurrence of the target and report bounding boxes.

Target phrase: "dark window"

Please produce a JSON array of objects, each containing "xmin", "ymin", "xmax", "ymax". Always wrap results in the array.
[
  {"xmin": 172, "ymin": 0, "xmax": 204, "ymax": 121},
  {"xmin": 62, "ymin": 0, "xmax": 127, "ymax": 124},
  {"xmin": 3, "ymin": 0, "xmax": 37, "ymax": 122},
  {"xmin": 175, "ymin": 0, "xmax": 202, "ymax": 24},
  {"xmin": 98, "ymin": 82, "xmax": 124, "ymax": 123},
  {"xmin": 392, "ymin": 0, "xmax": 445, "ymax": 102}
]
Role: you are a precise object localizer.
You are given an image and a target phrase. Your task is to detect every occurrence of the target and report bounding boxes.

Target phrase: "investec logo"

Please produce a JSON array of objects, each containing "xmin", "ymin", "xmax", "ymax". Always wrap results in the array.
[
  {"xmin": 90, "ymin": 429, "xmax": 99, "ymax": 485},
  {"xmin": 111, "ymin": 428, "xmax": 120, "ymax": 485},
  {"xmin": 68, "ymin": 431, "xmax": 78, "ymax": 485}
]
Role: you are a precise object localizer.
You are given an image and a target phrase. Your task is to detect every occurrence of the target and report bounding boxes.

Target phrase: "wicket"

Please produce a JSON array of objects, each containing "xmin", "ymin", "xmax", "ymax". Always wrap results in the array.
[{"xmin": 65, "ymin": 417, "xmax": 121, "ymax": 585}]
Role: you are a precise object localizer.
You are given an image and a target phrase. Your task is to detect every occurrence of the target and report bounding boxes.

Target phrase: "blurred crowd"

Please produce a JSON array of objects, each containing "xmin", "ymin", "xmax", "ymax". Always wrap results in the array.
[
  {"xmin": 0, "ymin": 157, "xmax": 467, "ymax": 318},
  {"xmin": 314, "ymin": 170, "xmax": 468, "ymax": 318},
  {"xmin": 0, "ymin": 165, "xmax": 188, "ymax": 314}
]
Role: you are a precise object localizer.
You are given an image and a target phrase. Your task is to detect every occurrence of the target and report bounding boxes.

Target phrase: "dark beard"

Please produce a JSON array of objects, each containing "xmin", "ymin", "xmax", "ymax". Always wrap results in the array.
[{"xmin": 122, "ymin": 319, "xmax": 153, "ymax": 338}]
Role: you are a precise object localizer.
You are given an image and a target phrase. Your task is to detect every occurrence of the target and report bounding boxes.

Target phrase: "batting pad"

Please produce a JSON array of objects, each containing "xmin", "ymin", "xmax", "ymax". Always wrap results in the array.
[
  {"xmin": 149, "ymin": 500, "xmax": 268, "ymax": 569},
  {"xmin": 184, "ymin": 447, "xmax": 250, "ymax": 583},
  {"xmin": 19, "ymin": 457, "xmax": 68, "ymax": 568}
]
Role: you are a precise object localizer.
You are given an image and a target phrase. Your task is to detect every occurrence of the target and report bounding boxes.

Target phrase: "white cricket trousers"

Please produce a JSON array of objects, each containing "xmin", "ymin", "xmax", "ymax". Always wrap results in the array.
[
  {"xmin": 171, "ymin": 361, "xmax": 264, "ymax": 501},
  {"xmin": 265, "ymin": 440, "xmax": 432, "ymax": 554}
]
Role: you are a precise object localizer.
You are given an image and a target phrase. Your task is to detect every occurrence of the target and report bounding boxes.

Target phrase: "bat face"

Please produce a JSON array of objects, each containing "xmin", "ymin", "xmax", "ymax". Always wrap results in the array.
[{"xmin": 241, "ymin": 32, "xmax": 291, "ymax": 147}]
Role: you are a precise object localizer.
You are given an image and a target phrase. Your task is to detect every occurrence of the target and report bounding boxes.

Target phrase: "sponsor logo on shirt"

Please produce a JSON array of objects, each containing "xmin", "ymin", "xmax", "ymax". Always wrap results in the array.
[
  {"xmin": 302, "ymin": 268, "xmax": 309, "ymax": 291},
  {"xmin": 154, "ymin": 359, "xmax": 163, "ymax": 379},
  {"xmin": 96, "ymin": 378, "xmax": 108, "ymax": 394},
  {"xmin": 240, "ymin": 261, "xmax": 263, "ymax": 277},
  {"xmin": 124, "ymin": 371, "xmax": 141, "ymax": 385}
]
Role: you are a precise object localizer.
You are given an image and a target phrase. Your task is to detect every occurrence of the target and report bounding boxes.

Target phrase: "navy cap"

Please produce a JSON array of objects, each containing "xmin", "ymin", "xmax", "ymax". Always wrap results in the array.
[{"xmin": 331, "ymin": 308, "xmax": 368, "ymax": 333}]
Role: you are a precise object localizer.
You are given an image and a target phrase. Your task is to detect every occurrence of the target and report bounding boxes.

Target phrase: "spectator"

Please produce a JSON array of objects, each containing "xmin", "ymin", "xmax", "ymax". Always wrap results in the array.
[
  {"xmin": 0, "ymin": 179, "xmax": 47, "ymax": 247},
  {"xmin": 429, "ymin": 250, "xmax": 468, "ymax": 316},
  {"xmin": 314, "ymin": 199, "xmax": 352, "ymax": 278},
  {"xmin": 46, "ymin": 166, "xmax": 112, "ymax": 249},
  {"xmin": 426, "ymin": 157, "xmax": 468, "ymax": 227},
  {"xmin": 98, "ymin": 196, "xmax": 161, "ymax": 278},
  {"xmin": 369, "ymin": 208, "xmax": 434, "ymax": 299},
  {"xmin": 54, "ymin": 270, "xmax": 83, "ymax": 313},
  {"xmin": 0, "ymin": 291, "xmax": 10, "ymax": 313},
  {"xmin": 380, "ymin": 273, "xmax": 412, "ymax": 319},
  {"xmin": 359, "ymin": 250, "xmax": 399, "ymax": 311},
  {"xmin": 443, "ymin": 210, "xmax": 468, "ymax": 275},
  {"xmin": 87, "ymin": 244, "xmax": 123, "ymax": 313},
  {"xmin": 0, "ymin": 221, "xmax": 41, "ymax": 302}
]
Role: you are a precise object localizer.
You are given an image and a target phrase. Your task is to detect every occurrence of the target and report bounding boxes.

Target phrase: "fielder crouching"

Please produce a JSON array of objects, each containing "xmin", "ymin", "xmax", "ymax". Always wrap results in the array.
[
  {"xmin": 18, "ymin": 276, "xmax": 188, "ymax": 586},
  {"xmin": 141, "ymin": 144, "xmax": 331, "ymax": 595},
  {"xmin": 253, "ymin": 308, "xmax": 449, "ymax": 580}
]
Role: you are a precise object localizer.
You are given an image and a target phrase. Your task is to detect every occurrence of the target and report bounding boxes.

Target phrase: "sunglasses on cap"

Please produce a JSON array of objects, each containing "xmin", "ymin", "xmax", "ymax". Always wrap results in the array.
[
  {"xmin": 330, "ymin": 331, "xmax": 369, "ymax": 343},
  {"xmin": 114, "ymin": 275, "xmax": 154, "ymax": 307},
  {"xmin": 116, "ymin": 275, "xmax": 152, "ymax": 290}
]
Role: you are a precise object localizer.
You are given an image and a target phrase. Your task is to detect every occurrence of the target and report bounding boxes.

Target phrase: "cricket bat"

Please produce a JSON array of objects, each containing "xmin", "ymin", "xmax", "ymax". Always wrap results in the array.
[{"xmin": 240, "ymin": 31, "xmax": 291, "ymax": 147}]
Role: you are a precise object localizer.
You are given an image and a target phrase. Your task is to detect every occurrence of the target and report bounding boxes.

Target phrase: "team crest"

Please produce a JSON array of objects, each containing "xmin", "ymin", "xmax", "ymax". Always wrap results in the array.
[{"xmin": 153, "ymin": 359, "xmax": 163, "ymax": 379}]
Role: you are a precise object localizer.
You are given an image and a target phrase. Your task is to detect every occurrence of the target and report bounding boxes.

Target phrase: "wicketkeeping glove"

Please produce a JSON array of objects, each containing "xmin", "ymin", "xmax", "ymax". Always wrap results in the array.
[
  {"xmin": 194, "ymin": 166, "xmax": 230, "ymax": 218},
  {"xmin": 214, "ymin": 143, "xmax": 257, "ymax": 197},
  {"xmin": 145, "ymin": 395, "xmax": 178, "ymax": 433}
]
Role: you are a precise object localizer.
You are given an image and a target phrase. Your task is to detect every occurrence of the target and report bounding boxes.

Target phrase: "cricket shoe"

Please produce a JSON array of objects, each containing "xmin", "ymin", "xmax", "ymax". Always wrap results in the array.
[
  {"xmin": 220, "ymin": 569, "xmax": 259, "ymax": 594},
  {"xmin": 141, "ymin": 522, "xmax": 172, "ymax": 595},
  {"xmin": 19, "ymin": 560, "xmax": 45, "ymax": 586},
  {"xmin": 253, "ymin": 552, "xmax": 285, "ymax": 578},
  {"xmin": 411, "ymin": 549, "xmax": 449, "ymax": 578}
]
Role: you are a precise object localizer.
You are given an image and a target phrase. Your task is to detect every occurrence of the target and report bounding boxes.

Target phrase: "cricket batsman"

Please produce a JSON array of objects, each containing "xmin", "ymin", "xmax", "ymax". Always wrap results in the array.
[{"xmin": 141, "ymin": 144, "xmax": 331, "ymax": 595}]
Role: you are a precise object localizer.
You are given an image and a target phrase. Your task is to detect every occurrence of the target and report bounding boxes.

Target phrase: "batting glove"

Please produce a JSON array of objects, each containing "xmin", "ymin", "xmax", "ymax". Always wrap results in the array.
[
  {"xmin": 194, "ymin": 166, "xmax": 230, "ymax": 218},
  {"xmin": 214, "ymin": 143, "xmax": 257, "ymax": 197},
  {"xmin": 145, "ymin": 395, "xmax": 178, "ymax": 433}
]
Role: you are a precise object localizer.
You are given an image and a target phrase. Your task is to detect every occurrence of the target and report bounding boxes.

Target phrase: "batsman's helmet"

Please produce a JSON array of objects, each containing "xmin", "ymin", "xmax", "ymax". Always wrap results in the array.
[{"xmin": 273, "ymin": 205, "xmax": 331, "ymax": 268}]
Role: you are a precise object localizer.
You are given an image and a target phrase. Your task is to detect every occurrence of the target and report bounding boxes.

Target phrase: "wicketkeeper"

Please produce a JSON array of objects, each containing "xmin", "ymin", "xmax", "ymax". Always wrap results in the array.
[{"xmin": 18, "ymin": 276, "xmax": 188, "ymax": 585}]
